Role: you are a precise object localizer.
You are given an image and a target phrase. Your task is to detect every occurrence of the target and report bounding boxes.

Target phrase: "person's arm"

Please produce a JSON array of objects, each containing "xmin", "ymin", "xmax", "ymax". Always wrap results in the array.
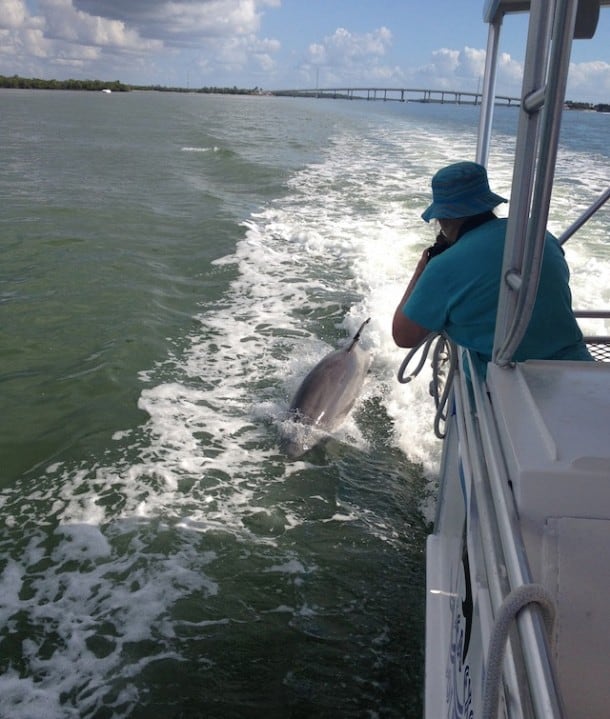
[{"xmin": 392, "ymin": 249, "xmax": 432, "ymax": 347}]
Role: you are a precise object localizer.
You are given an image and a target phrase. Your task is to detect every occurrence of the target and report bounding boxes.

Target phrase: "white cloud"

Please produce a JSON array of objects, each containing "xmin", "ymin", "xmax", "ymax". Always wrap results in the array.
[
  {"xmin": 39, "ymin": 0, "xmax": 162, "ymax": 50},
  {"xmin": 155, "ymin": 0, "xmax": 260, "ymax": 39},
  {"xmin": 298, "ymin": 34, "xmax": 514, "ymax": 92},
  {"xmin": 194, "ymin": 32, "xmax": 280, "ymax": 77},
  {"xmin": 21, "ymin": 27, "xmax": 55, "ymax": 59},
  {"xmin": 407, "ymin": 46, "xmax": 524, "ymax": 96},
  {"xmin": 0, "ymin": 0, "xmax": 27, "ymax": 28},
  {"xmin": 406, "ymin": 45, "xmax": 609, "ymax": 102},
  {"xmin": 426, "ymin": 48, "xmax": 459, "ymax": 76},
  {"xmin": 251, "ymin": 36, "xmax": 281, "ymax": 71},
  {"xmin": 307, "ymin": 26, "xmax": 392, "ymax": 66},
  {"xmin": 415, "ymin": 47, "xmax": 482, "ymax": 87},
  {"xmin": 460, "ymin": 46, "xmax": 487, "ymax": 78},
  {"xmin": 567, "ymin": 60, "xmax": 610, "ymax": 102},
  {"xmin": 72, "ymin": 0, "xmax": 278, "ymax": 43},
  {"xmin": 0, "ymin": 0, "xmax": 282, "ymax": 83},
  {"xmin": 302, "ymin": 26, "xmax": 397, "ymax": 86},
  {"xmin": 496, "ymin": 51, "xmax": 524, "ymax": 95}
]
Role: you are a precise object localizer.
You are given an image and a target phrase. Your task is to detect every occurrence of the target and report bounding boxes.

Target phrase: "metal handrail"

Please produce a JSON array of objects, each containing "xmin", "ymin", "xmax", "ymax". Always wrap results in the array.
[
  {"xmin": 574, "ymin": 310, "xmax": 610, "ymax": 319},
  {"xmin": 466, "ymin": 351, "xmax": 565, "ymax": 718},
  {"xmin": 491, "ymin": 0, "xmax": 554, "ymax": 363},
  {"xmin": 558, "ymin": 186, "xmax": 610, "ymax": 245},
  {"xmin": 476, "ymin": 16, "xmax": 503, "ymax": 167},
  {"xmin": 454, "ymin": 370, "xmax": 529, "ymax": 716}
]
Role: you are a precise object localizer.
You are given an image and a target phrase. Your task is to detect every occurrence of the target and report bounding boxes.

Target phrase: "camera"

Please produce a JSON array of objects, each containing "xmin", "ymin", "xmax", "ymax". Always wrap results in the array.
[{"xmin": 426, "ymin": 232, "xmax": 450, "ymax": 261}]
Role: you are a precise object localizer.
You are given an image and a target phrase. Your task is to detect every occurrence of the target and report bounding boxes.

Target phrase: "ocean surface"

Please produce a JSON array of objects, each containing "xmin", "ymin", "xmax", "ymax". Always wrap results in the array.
[{"xmin": 0, "ymin": 89, "xmax": 608, "ymax": 719}]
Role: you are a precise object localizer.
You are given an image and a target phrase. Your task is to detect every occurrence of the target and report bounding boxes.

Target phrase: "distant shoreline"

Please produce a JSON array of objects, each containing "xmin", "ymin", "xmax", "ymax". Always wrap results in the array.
[
  {"xmin": 1, "ymin": 75, "xmax": 608, "ymax": 111},
  {"xmin": 0, "ymin": 75, "xmax": 263, "ymax": 96}
]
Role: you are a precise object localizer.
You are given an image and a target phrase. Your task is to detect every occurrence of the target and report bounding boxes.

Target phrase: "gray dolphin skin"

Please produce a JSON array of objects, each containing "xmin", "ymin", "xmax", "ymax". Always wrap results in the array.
[{"xmin": 282, "ymin": 319, "xmax": 372, "ymax": 457}]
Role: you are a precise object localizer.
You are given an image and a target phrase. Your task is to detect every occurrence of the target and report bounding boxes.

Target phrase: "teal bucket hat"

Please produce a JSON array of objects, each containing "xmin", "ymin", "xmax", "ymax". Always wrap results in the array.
[{"xmin": 421, "ymin": 161, "xmax": 507, "ymax": 222}]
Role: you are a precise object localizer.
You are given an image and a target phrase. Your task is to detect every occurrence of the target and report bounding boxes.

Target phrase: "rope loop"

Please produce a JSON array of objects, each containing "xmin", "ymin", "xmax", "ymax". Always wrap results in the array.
[
  {"xmin": 482, "ymin": 583, "xmax": 556, "ymax": 719},
  {"xmin": 397, "ymin": 333, "xmax": 457, "ymax": 439}
]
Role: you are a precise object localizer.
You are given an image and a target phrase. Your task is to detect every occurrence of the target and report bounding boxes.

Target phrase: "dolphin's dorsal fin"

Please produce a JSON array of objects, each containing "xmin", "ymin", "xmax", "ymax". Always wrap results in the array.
[{"xmin": 346, "ymin": 317, "xmax": 371, "ymax": 352}]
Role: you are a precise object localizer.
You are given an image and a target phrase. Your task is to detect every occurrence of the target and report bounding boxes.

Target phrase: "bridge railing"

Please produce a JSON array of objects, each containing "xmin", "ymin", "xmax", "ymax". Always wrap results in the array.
[{"xmin": 273, "ymin": 87, "xmax": 521, "ymax": 106}]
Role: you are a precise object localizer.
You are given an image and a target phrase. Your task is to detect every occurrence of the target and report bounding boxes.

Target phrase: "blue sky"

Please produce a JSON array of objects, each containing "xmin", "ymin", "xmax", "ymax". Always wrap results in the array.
[{"xmin": 1, "ymin": 1, "xmax": 609, "ymax": 102}]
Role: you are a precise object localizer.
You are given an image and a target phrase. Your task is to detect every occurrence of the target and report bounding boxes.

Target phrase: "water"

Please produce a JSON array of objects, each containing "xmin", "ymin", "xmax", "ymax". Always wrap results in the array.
[{"xmin": 0, "ymin": 90, "xmax": 608, "ymax": 718}]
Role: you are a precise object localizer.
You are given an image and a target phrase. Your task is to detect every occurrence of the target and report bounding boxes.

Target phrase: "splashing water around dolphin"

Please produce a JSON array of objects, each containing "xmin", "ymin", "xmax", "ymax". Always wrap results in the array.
[{"xmin": 282, "ymin": 319, "xmax": 372, "ymax": 457}]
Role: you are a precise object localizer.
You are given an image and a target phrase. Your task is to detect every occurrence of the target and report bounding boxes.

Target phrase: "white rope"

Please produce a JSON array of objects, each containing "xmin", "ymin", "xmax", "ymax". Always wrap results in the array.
[
  {"xmin": 397, "ymin": 333, "xmax": 457, "ymax": 438},
  {"xmin": 397, "ymin": 333, "xmax": 437, "ymax": 384},
  {"xmin": 482, "ymin": 583, "xmax": 556, "ymax": 719},
  {"xmin": 430, "ymin": 335, "xmax": 457, "ymax": 439}
]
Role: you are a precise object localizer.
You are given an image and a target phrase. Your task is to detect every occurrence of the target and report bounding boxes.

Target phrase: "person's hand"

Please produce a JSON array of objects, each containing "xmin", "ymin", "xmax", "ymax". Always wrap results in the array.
[
  {"xmin": 414, "ymin": 248, "xmax": 429, "ymax": 276},
  {"xmin": 392, "ymin": 248, "xmax": 433, "ymax": 347}
]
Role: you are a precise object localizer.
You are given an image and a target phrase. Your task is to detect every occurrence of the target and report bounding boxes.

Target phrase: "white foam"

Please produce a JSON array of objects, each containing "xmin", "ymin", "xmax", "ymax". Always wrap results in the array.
[
  {"xmin": 265, "ymin": 559, "xmax": 308, "ymax": 574},
  {"xmin": 180, "ymin": 146, "xmax": 219, "ymax": 153},
  {"xmin": 57, "ymin": 110, "xmax": 607, "ymax": 524}
]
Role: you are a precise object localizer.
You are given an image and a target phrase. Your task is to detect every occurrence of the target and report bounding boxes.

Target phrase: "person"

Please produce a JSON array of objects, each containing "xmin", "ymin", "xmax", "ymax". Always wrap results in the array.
[{"xmin": 392, "ymin": 161, "xmax": 593, "ymax": 373}]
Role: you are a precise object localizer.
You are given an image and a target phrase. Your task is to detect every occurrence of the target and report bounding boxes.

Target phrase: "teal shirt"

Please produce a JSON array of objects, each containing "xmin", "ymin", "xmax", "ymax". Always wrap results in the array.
[{"xmin": 403, "ymin": 218, "xmax": 591, "ymax": 367}]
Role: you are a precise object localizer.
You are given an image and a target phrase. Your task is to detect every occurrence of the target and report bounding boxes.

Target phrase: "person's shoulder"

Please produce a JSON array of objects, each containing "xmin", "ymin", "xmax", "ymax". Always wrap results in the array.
[
  {"xmin": 543, "ymin": 229, "xmax": 567, "ymax": 260},
  {"xmin": 452, "ymin": 217, "xmax": 505, "ymax": 253},
  {"xmin": 476, "ymin": 216, "xmax": 507, "ymax": 235},
  {"xmin": 544, "ymin": 228, "xmax": 561, "ymax": 245}
]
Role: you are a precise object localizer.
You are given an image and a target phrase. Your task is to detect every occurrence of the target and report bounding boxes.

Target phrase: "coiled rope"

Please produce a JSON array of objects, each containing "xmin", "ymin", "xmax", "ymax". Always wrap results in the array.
[
  {"xmin": 397, "ymin": 333, "xmax": 457, "ymax": 439},
  {"xmin": 482, "ymin": 583, "xmax": 556, "ymax": 719}
]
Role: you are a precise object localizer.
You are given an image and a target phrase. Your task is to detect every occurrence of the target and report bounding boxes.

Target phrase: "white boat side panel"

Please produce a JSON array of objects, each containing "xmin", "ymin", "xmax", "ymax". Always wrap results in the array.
[
  {"xmin": 487, "ymin": 360, "xmax": 610, "ymax": 527},
  {"xmin": 486, "ymin": 361, "xmax": 610, "ymax": 715},
  {"xmin": 543, "ymin": 517, "xmax": 610, "ymax": 719},
  {"xmin": 425, "ymin": 534, "xmax": 458, "ymax": 718},
  {"xmin": 426, "ymin": 533, "xmax": 490, "ymax": 719}
]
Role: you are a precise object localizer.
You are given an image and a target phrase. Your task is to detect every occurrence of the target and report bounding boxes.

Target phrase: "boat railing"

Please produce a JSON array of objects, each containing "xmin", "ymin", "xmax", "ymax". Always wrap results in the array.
[
  {"xmin": 451, "ymin": 366, "xmax": 528, "ymax": 716},
  {"xmin": 560, "ymin": 185, "xmax": 610, "ymax": 360},
  {"xmin": 482, "ymin": 0, "xmax": 606, "ymax": 368},
  {"xmin": 557, "ymin": 186, "xmax": 610, "ymax": 246},
  {"xmin": 493, "ymin": 0, "xmax": 582, "ymax": 366},
  {"xmin": 574, "ymin": 310, "xmax": 610, "ymax": 361},
  {"xmin": 459, "ymin": 351, "xmax": 565, "ymax": 717}
]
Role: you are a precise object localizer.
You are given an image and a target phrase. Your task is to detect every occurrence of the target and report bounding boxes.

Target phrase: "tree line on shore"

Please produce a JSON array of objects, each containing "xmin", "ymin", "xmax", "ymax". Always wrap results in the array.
[
  {"xmin": 0, "ymin": 75, "xmax": 130, "ymax": 92},
  {"xmin": 0, "ymin": 74, "xmax": 263, "ymax": 95},
  {"xmin": 564, "ymin": 99, "xmax": 610, "ymax": 112}
]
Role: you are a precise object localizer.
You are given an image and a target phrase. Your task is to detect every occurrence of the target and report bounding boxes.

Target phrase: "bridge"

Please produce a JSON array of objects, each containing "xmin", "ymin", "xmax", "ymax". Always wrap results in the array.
[{"xmin": 273, "ymin": 87, "xmax": 521, "ymax": 107}]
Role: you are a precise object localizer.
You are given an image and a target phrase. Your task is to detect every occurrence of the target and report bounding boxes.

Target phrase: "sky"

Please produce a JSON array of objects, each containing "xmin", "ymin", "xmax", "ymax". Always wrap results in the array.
[{"xmin": 1, "ymin": 0, "xmax": 609, "ymax": 102}]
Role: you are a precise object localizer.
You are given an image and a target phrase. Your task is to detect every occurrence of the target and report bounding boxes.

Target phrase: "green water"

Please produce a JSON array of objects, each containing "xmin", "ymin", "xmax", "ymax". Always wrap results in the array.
[
  {"xmin": 1, "ymin": 88, "xmax": 606, "ymax": 718},
  {"xmin": 0, "ymin": 90, "xmax": 434, "ymax": 718}
]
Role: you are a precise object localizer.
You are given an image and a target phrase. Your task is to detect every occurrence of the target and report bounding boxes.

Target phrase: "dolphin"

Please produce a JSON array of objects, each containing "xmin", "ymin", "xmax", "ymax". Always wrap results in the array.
[{"xmin": 282, "ymin": 318, "xmax": 372, "ymax": 457}]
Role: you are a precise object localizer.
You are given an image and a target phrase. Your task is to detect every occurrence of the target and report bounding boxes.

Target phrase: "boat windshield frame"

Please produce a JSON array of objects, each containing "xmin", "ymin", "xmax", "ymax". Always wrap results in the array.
[{"xmin": 477, "ymin": 0, "xmax": 609, "ymax": 367}]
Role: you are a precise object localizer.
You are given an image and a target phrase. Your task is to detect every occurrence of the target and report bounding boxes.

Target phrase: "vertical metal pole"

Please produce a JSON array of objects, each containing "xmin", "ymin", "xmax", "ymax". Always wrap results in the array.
[
  {"xmin": 494, "ymin": 0, "xmax": 580, "ymax": 365},
  {"xmin": 476, "ymin": 16, "xmax": 503, "ymax": 167},
  {"xmin": 492, "ymin": 0, "xmax": 555, "ymax": 364}
]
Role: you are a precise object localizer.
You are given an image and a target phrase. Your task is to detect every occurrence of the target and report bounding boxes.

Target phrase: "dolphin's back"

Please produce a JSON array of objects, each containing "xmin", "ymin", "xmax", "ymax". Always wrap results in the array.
[
  {"xmin": 282, "ymin": 319, "xmax": 372, "ymax": 457},
  {"xmin": 289, "ymin": 342, "xmax": 370, "ymax": 431}
]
